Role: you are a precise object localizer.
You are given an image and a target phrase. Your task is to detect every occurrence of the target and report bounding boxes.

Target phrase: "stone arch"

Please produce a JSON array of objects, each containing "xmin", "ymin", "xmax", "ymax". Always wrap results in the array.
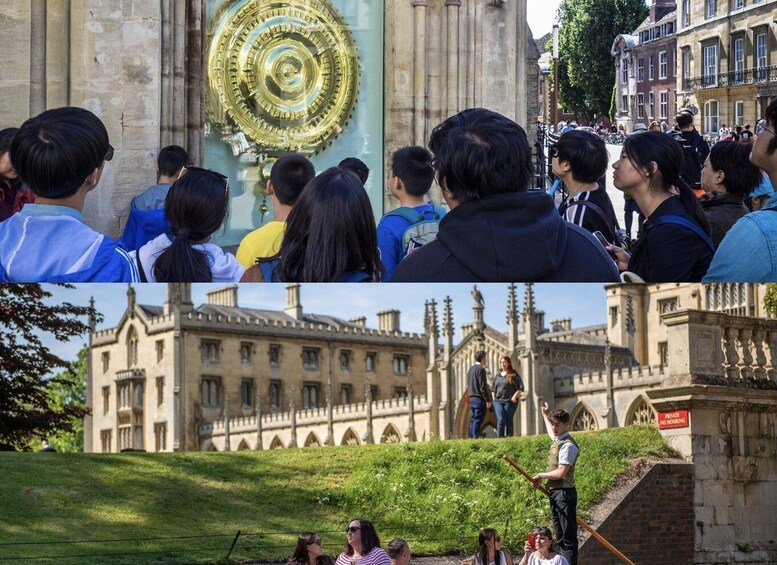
[
  {"xmin": 236, "ymin": 439, "xmax": 251, "ymax": 451},
  {"xmin": 304, "ymin": 432, "xmax": 321, "ymax": 447},
  {"xmin": 341, "ymin": 428, "xmax": 360, "ymax": 446},
  {"xmin": 626, "ymin": 395, "xmax": 657, "ymax": 426},
  {"xmin": 380, "ymin": 424, "xmax": 401, "ymax": 443},
  {"xmin": 269, "ymin": 436, "xmax": 284, "ymax": 449},
  {"xmin": 455, "ymin": 393, "xmax": 498, "ymax": 439},
  {"xmin": 126, "ymin": 325, "xmax": 138, "ymax": 368},
  {"xmin": 570, "ymin": 402, "xmax": 598, "ymax": 431}
]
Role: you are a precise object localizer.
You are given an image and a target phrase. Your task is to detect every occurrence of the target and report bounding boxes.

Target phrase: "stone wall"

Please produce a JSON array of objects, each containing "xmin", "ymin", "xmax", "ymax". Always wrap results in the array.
[{"xmin": 579, "ymin": 462, "xmax": 695, "ymax": 565}]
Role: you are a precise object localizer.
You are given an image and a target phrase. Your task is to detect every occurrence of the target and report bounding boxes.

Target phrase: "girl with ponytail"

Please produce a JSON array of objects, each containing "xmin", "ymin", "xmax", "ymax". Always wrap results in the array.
[
  {"xmin": 609, "ymin": 131, "xmax": 713, "ymax": 281},
  {"xmin": 133, "ymin": 167, "xmax": 244, "ymax": 282}
]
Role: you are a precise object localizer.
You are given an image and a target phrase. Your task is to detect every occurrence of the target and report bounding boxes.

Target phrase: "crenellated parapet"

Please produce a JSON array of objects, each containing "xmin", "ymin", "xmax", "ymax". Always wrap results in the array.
[{"xmin": 554, "ymin": 364, "xmax": 664, "ymax": 396}]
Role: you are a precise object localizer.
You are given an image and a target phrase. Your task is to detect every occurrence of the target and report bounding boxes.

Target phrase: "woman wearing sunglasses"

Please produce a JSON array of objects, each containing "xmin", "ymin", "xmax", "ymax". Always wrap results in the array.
[
  {"xmin": 132, "ymin": 167, "xmax": 244, "ymax": 282},
  {"xmin": 461, "ymin": 528, "xmax": 510, "ymax": 565},
  {"xmin": 288, "ymin": 532, "xmax": 325, "ymax": 565},
  {"xmin": 335, "ymin": 519, "xmax": 390, "ymax": 565}
]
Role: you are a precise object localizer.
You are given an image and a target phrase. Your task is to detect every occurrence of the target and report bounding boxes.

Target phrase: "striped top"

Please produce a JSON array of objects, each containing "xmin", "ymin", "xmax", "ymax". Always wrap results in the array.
[{"xmin": 335, "ymin": 547, "xmax": 391, "ymax": 565}]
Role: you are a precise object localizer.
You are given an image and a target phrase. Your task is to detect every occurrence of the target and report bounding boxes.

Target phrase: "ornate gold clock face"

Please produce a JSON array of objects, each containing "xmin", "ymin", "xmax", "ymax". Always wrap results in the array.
[{"xmin": 207, "ymin": 0, "xmax": 361, "ymax": 155}]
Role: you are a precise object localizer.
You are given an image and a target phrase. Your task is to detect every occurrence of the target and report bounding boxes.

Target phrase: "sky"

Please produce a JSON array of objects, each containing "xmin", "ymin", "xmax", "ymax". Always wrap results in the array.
[
  {"xmin": 528, "ymin": 0, "xmax": 562, "ymax": 38},
  {"xmin": 38, "ymin": 283, "xmax": 609, "ymax": 364}
]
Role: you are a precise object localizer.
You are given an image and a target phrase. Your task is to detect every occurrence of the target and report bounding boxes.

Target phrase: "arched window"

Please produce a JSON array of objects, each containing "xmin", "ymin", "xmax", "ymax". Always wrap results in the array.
[
  {"xmin": 126, "ymin": 327, "xmax": 138, "ymax": 368},
  {"xmin": 572, "ymin": 405, "xmax": 598, "ymax": 431},
  {"xmin": 304, "ymin": 433, "xmax": 321, "ymax": 447},
  {"xmin": 270, "ymin": 436, "xmax": 284, "ymax": 449},
  {"xmin": 704, "ymin": 100, "xmax": 719, "ymax": 134},
  {"xmin": 380, "ymin": 424, "xmax": 401, "ymax": 443},
  {"xmin": 341, "ymin": 428, "xmax": 360, "ymax": 446},
  {"xmin": 627, "ymin": 397, "xmax": 657, "ymax": 426}
]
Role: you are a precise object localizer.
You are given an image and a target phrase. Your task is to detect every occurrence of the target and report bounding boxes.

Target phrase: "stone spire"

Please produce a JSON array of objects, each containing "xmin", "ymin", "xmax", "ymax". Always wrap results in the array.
[
  {"xmin": 507, "ymin": 283, "xmax": 518, "ymax": 351},
  {"xmin": 472, "ymin": 285, "xmax": 485, "ymax": 333},
  {"xmin": 523, "ymin": 283, "xmax": 536, "ymax": 349},
  {"xmin": 127, "ymin": 285, "xmax": 136, "ymax": 316},
  {"xmin": 443, "ymin": 296, "xmax": 454, "ymax": 362},
  {"xmin": 427, "ymin": 299, "xmax": 439, "ymax": 365}
]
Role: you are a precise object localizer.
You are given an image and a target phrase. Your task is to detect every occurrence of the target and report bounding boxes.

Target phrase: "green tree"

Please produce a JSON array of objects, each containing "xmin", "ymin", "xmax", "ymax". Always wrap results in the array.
[
  {"xmin": 0, "ymin": 285, "xmax": 101, "ymax": 451},
  {"xmin": 557, "ymin": 0, "xmax": 649, "ymax": 121},
  {"xmin": 764, "ymin": 284, "xmax": 777, "ymax": 317},
  {"xmin": 45, "ymin": 346, "xmax": 88, "ymax": 452}
]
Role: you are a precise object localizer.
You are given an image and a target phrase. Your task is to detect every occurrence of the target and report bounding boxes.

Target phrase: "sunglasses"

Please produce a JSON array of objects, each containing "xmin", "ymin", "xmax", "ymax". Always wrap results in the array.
[
  {"xmin": 756, "ymin": 120, "xmax": 774, "ymax": 137},
  {"xmin": 309, "ymin": 539, "xmax": 322, "ymax": 546},
  {"xmin": 345, "ymin": 526, "xmax": 361, "ymax": 533},
  {"xmin": 179, "ymin": 166, "xmax": 230, "ymax": 192}
]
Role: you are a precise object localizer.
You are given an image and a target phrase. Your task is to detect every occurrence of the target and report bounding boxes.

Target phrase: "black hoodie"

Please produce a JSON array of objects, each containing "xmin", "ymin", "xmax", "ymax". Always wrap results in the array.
[{"xmin": 390, "ymin": 191, "xmax": 620, "ymax": 282}]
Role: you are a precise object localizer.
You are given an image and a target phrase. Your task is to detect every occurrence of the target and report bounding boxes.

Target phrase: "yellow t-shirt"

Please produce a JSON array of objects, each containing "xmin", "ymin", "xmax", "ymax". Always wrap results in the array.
[{"xmin": 236, "ymin": 221, "xmax": 285, "ymax": 268}]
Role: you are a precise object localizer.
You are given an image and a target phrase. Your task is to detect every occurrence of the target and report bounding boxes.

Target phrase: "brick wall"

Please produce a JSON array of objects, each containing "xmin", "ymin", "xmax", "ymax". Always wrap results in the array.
[{"xmin": 579, "ymin": 462, "xmax": 694, "ymax": 565}]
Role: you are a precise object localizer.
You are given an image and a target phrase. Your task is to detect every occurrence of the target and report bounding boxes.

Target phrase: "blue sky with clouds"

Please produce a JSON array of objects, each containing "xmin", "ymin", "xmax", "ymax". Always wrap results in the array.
[{"xmin": 38, "ymin": 283, "xmax": 609, "ymax": 364}]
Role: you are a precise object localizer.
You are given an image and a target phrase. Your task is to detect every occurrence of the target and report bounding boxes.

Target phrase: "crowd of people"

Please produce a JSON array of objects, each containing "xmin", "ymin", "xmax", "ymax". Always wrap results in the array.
[
  {"xmin": 288, "ymin": 519, "xmax": 571, "ymax": 565},
  {"xmin": 1, "ymin": 100, "xmax": 776, "ymax": 282}
]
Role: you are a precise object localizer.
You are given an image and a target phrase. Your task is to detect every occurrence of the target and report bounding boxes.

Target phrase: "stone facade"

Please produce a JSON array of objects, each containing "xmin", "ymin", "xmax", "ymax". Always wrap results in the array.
[
  {"xmin": 0, "ymin": 0, "xmax": 538, "ymax": 237},
  {"xmin": 676, "ymin": 0, "xmax": 777, "ymax": 134}
]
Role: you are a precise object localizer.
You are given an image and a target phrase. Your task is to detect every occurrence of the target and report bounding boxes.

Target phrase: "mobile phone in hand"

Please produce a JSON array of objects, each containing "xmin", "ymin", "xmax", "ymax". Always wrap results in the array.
[
  {"xmin": 593, "ymin": 230, "xmax": 617, "ymax": 260},
  {"xmin": 526, "ymin": 533, "xmax": 536, "ymax": 550}
]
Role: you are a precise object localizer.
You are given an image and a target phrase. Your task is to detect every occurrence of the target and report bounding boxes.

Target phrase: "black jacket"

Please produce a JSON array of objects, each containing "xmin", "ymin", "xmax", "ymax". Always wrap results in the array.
[
  {"xmin": 699, "ymin": 191, "xmax": 749, "ymax": 249},
  {"xmin": 628, "ymin": 196, "xmax": 713, "ymax": 282},
  {"xmin": 390, "ymin": 191, "xmax": 620, "ymax": 282}
]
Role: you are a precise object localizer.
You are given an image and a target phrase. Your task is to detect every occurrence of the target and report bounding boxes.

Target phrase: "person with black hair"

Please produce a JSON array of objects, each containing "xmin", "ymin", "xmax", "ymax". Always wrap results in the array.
[
  {"xmin": 391, "ymin": 108, "xmax": 619, "ymax": 282},
  {"xmin": 518, "ymin": 526, "xmax": 568, "ymax": 565},
  {"xmin": 236, "ymin": 154, "xmax": 315, "ymax": 268},
  {"xmin": 120, "ymin": 145, "xmax": 189, "ymax": 251},
  {"xmin": 339, "ymin": 157, "xmax": 370, "ymax": 185},
  {"xmin": 0, "ymin": 107, "xmax": 137, "ymax": 282},
  {"xmin": 0, "ymin": 127, "xmax": 35, "ymax": 222},
  {"xmin": 461, "ymin": 528, "xmax": 508, "ymax": 565},
  {"xmin": 553, "ymin": 130, "xmax": 619, "ymax": 241},
  {"xmin": 608, "ymin": 131, "xmax": 714, "ymax": 282},
  {"xmin": 335, "ymin": 519, "xmax": 390, "ymax": 565},
  {"xmin": 377, "ymin": 145, "xmax": 444, "ymax": 280},
  {"xmin": 674, "ymin": 110, "xmax": 709, "ymax": 196},
  {"xmin": 704, "ymin": 99, "xmax": 777, "ymax": 282},
  {"xmin": 288, "ymin": 532, "xmax": 324, "ymax": 565},
  {"xmin": 132, "ymin": 168, "xmax": 244, "ymax": 282},
  {"xmin": 699, "ymin": 141, "xmax": 763, "ymax": 248},
  {"xmin": 467, "ymin": 350, "xmax": 491, "ymax": 439},
  {"xmin": 241, "ymin": 167, "xmax": 383, "ymax": 282}
]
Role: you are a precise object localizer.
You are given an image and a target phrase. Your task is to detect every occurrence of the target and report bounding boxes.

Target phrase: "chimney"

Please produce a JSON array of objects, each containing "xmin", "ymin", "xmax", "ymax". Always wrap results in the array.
[
  {"xmin": 206, "ymin": 286, "xmax": 238, "ymax": 307},
  {"xmin": 285, "ymin": 283, "xmax": 302, "ymax": 319},
  {"xmin": 377, "ymin": 309, "xmax": 401, "ymax": 332},
  {"xmin": 349, "ymin": 316, "xmax": 367, "ymax": 327},
  {"xmin": 164, "ymin": 283, "xmax": 193, "ymax": 315},
  {"xmin": 650, "ymin": 1, "xmax": 676, "ymax": 23}
]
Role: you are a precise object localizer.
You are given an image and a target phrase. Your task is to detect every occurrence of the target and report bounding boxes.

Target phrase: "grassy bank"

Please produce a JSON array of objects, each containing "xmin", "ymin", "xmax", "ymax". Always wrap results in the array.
[{"xmin": 0, "ymin": 425, "xmax": 673, "ymax": 564}]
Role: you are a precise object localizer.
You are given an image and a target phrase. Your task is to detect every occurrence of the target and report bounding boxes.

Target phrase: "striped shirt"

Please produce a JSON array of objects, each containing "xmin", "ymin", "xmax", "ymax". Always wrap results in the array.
[{"xmin": 335, "ymin": 548, "xmax": 391, "ymax": 565}]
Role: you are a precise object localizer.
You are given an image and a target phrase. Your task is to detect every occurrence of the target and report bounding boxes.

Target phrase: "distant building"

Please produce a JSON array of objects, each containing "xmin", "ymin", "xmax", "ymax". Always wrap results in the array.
[
  {"xmin": 87, "ymin": 283, "xmax": 770, "ymax": 453},
  {"xmin": 676, "ymin": 0, "xmax": 777, "ymax": 135},
  {"xmin": 612, "ymin": 1, "xmax": 677, "ymax": 132}
]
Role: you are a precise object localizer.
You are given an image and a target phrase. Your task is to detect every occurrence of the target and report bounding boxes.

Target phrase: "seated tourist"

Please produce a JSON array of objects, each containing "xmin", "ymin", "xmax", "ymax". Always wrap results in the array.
[{"xmin": 518, "ymin": 526, "xmax": 568, "ymax": 565}]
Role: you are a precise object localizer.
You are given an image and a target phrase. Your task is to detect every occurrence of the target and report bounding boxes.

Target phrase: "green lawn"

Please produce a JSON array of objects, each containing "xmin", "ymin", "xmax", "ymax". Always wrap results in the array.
[{"xmin": 0, "ymin": 426, "xmax": 673, "ymax": 564}]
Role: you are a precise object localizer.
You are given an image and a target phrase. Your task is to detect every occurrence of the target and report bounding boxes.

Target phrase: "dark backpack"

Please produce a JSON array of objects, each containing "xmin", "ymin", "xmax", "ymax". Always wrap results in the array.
[
  {"xmin": 384, "ymin": 205, "xmax": 446, "ymax": 256},
  {"xmin": 678, "ymin": 134, "xmax": 706, "ymax": 188}
]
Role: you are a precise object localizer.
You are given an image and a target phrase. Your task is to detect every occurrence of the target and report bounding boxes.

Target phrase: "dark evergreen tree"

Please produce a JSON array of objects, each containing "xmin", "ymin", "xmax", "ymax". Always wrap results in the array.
[{"xmin": 0, "ymin": 285, "xmax": 100, "ymax": 451}]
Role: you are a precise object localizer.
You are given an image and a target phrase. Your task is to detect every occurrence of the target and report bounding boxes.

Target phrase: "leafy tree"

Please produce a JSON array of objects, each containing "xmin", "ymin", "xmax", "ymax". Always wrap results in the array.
[
  {"xmin": 764, "ymin": 284, "xmax": 777, "ymax": 317},
  {"xmin": 0, "ymin": 285, "xmax": 101, "ymax": 451},
  {"xmin": 557, "ymin": 0, "xmax": 649, "ymax": 121},
  {"xmin": 45, "ymin": 346, "xmax": 88, "ymax": 452}
]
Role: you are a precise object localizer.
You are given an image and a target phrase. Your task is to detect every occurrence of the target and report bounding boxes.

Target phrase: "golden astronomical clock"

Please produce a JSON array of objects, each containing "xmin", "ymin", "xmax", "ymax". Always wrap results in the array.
[{"xmin": 207, "ymin": 0, "xmax": 361, "ymax": 159}]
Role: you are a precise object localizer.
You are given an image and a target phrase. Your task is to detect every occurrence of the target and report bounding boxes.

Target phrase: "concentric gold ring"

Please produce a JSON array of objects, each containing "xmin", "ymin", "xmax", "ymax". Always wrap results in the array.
[{"xmin": 207, "ymin": 0, "xmax": 360, "ymax": 154}]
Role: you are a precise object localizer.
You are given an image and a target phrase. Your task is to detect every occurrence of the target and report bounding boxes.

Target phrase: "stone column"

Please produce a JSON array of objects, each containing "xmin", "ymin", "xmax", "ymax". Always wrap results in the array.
[
  {"xmin": 363, "ymin": 380, "xmax": 374, "ymax": 444},
  {"xmin": 412, "ymin": 0, "xmax": 428, "ymax": 146},
  {"xmin": 426, "ymin": 299, "xmax": 440, "ymax": 438},
  {"xmin": 223, "ymin": 394, "xmax": 231, "ymax": 452},
  {"xmin": 255, "ymin": 389, "xmax": 263, "ymax": 451},
  {"xmin": 648, "ymin": 309, "xmax": 777, "ymax": 564},
  {"xmin": 441, "ymin": 296, "xmax": 454, "ymax": 439},
  {"xmin": 445, "ymin": 0, "xmax": 461, "ymax": 118},
  {"xmin": 326, "ymin": 342, "xmax": 335, "ymax": 446},
  {"xmin": 406, "ymin": 369, "xmax": 416, "ymax": 442}
]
